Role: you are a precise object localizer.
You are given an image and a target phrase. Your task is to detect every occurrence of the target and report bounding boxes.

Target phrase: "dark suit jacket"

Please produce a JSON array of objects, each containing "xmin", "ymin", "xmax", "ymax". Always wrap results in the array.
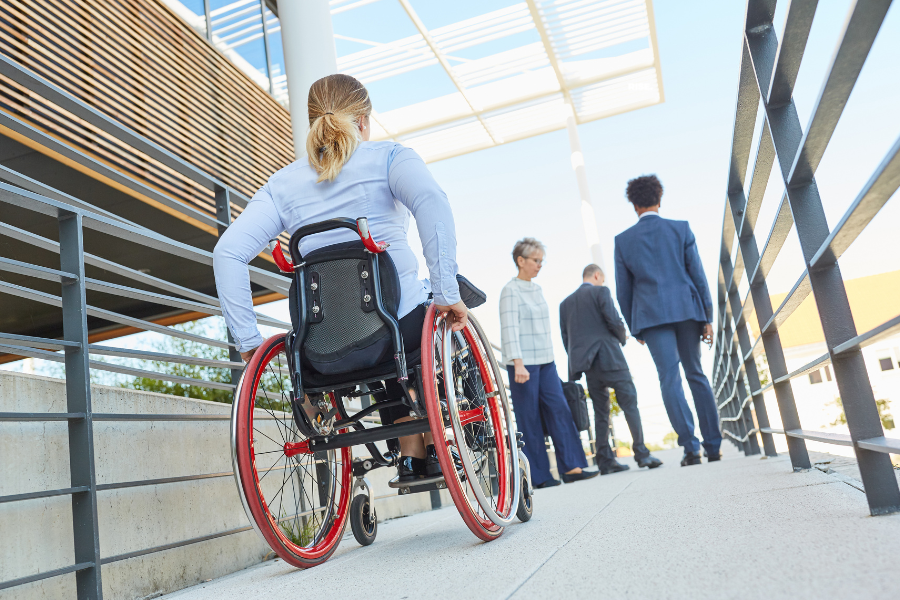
[
  {"xmin": 614, "ymin": 213, "xmax": 713, "ymax": 339},
  {"xmin": 559, "ymin": 283, "xmax": 628, "ymax": 381}
]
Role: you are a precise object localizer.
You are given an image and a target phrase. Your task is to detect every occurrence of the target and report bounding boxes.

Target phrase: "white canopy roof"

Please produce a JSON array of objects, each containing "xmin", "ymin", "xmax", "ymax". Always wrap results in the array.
[
  {"xmin": 334, "ymin": 0, "xmax": 664, "ymax": 162},
  {"xmin": 178, "ymin": 0, "xmax": 663, "ymax": 164}
]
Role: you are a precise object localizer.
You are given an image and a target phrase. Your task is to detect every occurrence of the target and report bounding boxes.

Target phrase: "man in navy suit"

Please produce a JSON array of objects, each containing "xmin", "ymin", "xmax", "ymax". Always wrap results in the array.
[{"xmin": 614, "ymin": 174, "xmax": 721, "ymax": 466}]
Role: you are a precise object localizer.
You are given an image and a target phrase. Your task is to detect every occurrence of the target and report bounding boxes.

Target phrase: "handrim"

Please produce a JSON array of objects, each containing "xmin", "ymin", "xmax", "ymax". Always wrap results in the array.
[{"xmin": 422, "ymin": 305, "xmax": 518, "ymax": 539}]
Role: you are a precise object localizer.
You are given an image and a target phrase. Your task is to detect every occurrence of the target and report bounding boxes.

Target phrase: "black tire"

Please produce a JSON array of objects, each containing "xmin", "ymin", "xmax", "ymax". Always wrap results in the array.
[
  {"xmin": 350, "ymin": 494, "xmax": 377, "ymax": 546},
  {"xmin": 516, "ymin": 470, "xmax": 533, "ymax": 522}
]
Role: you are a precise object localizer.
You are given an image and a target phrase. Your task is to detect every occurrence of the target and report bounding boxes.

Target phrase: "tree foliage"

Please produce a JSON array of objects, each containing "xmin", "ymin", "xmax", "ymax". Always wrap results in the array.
[
  {"xmin": 829, "ymin": 396, "xmax": 894, "ymax": 430},
  {"xmin": 662, "ymin": 431, "xmax": 679, "ymax": 449},
  {"xmin": 121, "ymin": 320, "xmax": 234, "ymax": 404},
  {"xmin": 586, "ymin": 387, "xmax": 621, "ymax": 416}
]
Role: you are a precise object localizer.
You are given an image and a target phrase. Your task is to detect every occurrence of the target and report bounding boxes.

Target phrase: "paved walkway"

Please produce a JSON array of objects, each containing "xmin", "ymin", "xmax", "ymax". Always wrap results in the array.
[{"xmin": 164, "ymin": 447, "xmax": 900, "ymax": 600}]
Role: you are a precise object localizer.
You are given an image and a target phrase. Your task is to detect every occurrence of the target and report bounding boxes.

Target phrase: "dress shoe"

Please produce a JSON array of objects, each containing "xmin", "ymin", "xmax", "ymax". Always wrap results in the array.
[
  {"xmin": 534, "ymin": 478, "xmax": 561, "ymax": 489},
  {"xmin": 599, "ymin": 460, "xmax": 630, "ymax": 475},
  {"xmin": 680, "ymin": 452, "xmax": 702, "ymax": 466},
  {"xmin": 561, "ymin": 469, "xmax": 601, "ymax": 483},
  {"xmin": 636, "ymin": 455, "xmax": 663, "ymax": 469},
  {"xmin": 705, "ymin": 450, "xmax": 722, "ymax": 462},
  {"xmin": 397, "ymin": 456, "xmax": 427, "ymax": 482},
  {"xmin": 424, "ymin": 444, "xmax": 464, "ymax": 477}
]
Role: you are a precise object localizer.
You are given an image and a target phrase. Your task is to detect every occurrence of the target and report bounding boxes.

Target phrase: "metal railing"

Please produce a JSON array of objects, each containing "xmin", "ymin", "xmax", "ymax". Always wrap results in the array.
[
  {"xmin": 713, "ymin": 0, "xmax": 900, "ymax": 517},
  {"xmin": 0, "ymin": 50, "xmax": 296, "ymax": 597},
  {"xmin": 0, "ymin": 178, "xmax": 292, "ymax": 597}
]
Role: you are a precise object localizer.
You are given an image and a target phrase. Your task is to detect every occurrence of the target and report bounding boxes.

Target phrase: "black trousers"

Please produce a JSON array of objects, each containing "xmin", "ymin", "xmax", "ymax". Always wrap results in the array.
[{"xmin": 583, "ymin": 360, "xmax": 649, "ymax": 463}]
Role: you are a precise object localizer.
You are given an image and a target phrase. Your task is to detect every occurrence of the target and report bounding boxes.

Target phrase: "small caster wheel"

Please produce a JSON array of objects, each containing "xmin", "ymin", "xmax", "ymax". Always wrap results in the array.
[
  {"xmin": 516, "ymin": 469, "xmax": 533, "ymax": 522},
  {"xmin": 350, "ymin": 494, "xmax": 377, "ymax": 546}
]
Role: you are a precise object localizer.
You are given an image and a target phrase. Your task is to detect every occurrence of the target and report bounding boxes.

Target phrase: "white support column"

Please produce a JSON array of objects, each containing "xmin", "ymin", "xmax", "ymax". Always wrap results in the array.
[
  {"xmin": 565, "ymin": 107, "xmax": 606, "ymax": 272},
  {"xmin": 278, "ymin": 0, "xmax": 338, "ymax": 157}
]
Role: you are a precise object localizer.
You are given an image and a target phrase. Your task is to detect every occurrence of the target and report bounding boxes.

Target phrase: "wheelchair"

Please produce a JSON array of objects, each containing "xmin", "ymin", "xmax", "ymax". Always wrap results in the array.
[{"xmin": 230, "ymin": 217, "xmax": 534, "ymax": 568}]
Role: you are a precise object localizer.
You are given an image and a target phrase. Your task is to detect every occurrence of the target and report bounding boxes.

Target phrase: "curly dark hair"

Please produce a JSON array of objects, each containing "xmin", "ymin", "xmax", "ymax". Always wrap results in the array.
[{"xmin": 625, "ymin": 174, "xmax": 663, "ymax": 208}]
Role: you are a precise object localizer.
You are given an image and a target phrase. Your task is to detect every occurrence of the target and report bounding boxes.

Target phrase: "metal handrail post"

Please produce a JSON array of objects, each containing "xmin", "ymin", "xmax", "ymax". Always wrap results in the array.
[
  {"xmin": 59, "ymin": 211, "xmax": 103, "ymax": 599},
  {"xmin": 720, "ymin": 309, "xmax": 738, "ymax": 445},
  {"xmin": 724, "ymin": 194, "xmax": 776, "ymax": 456},
  {"xmin": 215, "ymin": 185, "xmax": 246, "ymax": 388},
  {"xmin": 721, "ymin": 233, "xmax": 768, "ymax": 456},
  {"xmin": 729, "ymin": 336, "xmax": 759, "ymax": 455},
  {"xmin": 723, "ymin": 37, "xmax": 810, "ymax": 471}
]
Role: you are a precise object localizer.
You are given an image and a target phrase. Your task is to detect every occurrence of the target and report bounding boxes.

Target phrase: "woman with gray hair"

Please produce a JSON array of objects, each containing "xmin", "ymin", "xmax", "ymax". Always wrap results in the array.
[{"xmin": 499, "ymin": 238, "xmax": 598, "ymax": 488}]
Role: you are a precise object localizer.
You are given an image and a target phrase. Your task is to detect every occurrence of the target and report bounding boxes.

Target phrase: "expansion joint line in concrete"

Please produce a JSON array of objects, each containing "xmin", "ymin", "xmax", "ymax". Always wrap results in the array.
[{"xmin": 502, "ymin": 478, "xmax": 637, "ymax": 599}]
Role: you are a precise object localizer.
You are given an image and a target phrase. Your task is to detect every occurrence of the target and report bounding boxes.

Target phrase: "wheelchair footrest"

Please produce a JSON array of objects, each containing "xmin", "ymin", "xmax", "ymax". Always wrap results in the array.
[{"xmin": 388, "ymin": 474, "xmax": 447, "ymax": 495}]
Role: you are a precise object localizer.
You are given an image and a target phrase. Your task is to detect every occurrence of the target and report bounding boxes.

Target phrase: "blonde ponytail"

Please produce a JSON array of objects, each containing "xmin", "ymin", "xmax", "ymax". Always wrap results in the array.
[{"xmin": 306, "ymin": 74, "xmax": 372, "ymax": 183}]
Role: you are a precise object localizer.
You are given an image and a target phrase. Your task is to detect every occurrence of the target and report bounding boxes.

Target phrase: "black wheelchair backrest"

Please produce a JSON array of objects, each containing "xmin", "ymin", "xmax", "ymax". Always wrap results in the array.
[{"xmin": 288, "ymin": 239, "xmax": 401, "ymax": 375}]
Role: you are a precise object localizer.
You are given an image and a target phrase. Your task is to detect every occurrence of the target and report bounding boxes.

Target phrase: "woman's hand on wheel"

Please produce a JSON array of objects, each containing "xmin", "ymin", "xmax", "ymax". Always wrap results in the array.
[
  {"xmin": 436, "ymin": 300, "xmax": 468, "ymax": 332},
  {"xmin": 513, "ymin": 359, "xmax": 530, "ymax": 384},
  {"xmin": 240, "ymin": 347, "xmax": 257, "ymax": 363}
]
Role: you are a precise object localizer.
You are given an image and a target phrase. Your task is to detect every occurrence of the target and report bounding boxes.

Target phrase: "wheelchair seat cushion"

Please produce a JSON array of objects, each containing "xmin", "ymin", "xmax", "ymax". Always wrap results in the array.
[
  {"xmin": 301, "ymin": 347, "xmax": 422, "ymax": 391},
  {"xmin": 289, "ymin": 240, "xmax": 401, "ymax": 375}
]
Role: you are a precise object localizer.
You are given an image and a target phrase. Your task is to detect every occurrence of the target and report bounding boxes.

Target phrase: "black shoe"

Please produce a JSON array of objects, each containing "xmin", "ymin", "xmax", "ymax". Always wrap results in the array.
[
  {"xmin": 705, "ymin": 450, "xmax": 722, "ymax": 462},
  {"xmin": 397, "ymin": 456, "xmax": 427, "ymax": 482},
  {"xmin": 681, "ymin": 452, "xmax": 702, "ymax": 466},
  {"xmin": 599, "ymin": 460, "xmax": 630, "ymax": 475},
  {"xmin": 424, "ymin": 444, "xmax": 463, "ymax": 477},
  {"xmin": 561, "ymin": 469, "xmax": 601, "ymax": 483},
  {"xmin": 636, "ymin": 455, "xmax": 663, "ymax": 469},
  {"xmin": 534, "ymin": 478, "xmax": 561, "ymax": 489}
]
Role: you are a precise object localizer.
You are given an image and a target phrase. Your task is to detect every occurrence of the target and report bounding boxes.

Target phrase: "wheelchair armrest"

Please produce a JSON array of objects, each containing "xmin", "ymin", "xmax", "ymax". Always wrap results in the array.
[{"xmin": 457, "ymin": 274, "xmax": 486, "ymax": 308}]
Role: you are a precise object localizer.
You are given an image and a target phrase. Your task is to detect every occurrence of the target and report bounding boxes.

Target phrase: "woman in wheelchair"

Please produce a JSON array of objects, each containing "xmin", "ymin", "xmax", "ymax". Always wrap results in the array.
[
  {"xmin": 216, "ymin": 73, "xmax": 467, "ymax": 475},
  {"xmin": 215, "ymin": 74, "xmax": 530, "ymax": 566}
]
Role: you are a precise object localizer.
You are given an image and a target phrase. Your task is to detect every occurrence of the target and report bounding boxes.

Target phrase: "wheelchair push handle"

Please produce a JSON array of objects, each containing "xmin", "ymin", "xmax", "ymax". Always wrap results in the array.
[
  {"xmin": 269, "ymin": 239, "xmax": 295, "ymax": 273},
  {"xmin": 269, "ymin": 217, "xmax": 390, "ymax": 274},
  {"xmin": 355, "ymin": 217, "xmax": 390, "ymax": 254}
]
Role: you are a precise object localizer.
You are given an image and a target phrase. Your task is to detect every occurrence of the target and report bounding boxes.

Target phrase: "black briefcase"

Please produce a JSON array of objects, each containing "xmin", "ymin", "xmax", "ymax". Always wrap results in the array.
[
  {"xmin": 541, "ymin": 380, "xmax": 591, "ymax": 435},
  {"xmin": 561, "ymin": 381, "xmax": 591, "ymax": 432}
]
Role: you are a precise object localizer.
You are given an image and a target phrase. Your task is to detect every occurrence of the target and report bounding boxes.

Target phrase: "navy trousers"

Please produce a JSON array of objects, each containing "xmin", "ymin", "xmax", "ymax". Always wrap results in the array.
[
  {"xmin": 642, "ymin": 320, "xmax": 722, "ymax": 455},
  {"xmin": 507, "ymin": 362, "xmax": 588, "ymax": 485}
]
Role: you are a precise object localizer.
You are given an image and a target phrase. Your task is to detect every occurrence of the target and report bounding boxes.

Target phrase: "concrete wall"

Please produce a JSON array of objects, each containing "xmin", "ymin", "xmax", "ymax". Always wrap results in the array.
[{"xmin": 0, "ymin": 372, "xmax": 449, "ymax": 600}]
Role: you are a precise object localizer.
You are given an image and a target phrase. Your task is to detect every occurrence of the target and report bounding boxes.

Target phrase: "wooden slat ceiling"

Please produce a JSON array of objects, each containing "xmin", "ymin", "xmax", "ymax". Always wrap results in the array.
[{"xmin": 0, "ymin": 0, "xmax": 295, "ymax": 222}]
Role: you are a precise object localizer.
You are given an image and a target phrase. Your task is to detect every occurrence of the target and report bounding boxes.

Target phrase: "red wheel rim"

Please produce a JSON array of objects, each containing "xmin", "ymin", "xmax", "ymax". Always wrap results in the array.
[
  {"xmin": 235, "ymin": 335, "xmax": 351, "ymax": 567},
  {"xmin": 422, "ymin": 305, "xmax": 512, "ymax": 540}
]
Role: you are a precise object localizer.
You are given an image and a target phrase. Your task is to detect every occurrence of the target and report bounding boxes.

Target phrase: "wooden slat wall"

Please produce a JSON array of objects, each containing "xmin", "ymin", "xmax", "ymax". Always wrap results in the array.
[{"xmin": 0, "ymin": 0, "xmax": 295, "ymax": 220}]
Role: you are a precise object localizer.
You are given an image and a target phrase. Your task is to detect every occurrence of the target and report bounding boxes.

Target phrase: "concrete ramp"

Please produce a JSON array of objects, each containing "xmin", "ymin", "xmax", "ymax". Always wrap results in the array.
[{"xmin": 162, "ymin": 447, "xmax": 900, "ymax": 600}]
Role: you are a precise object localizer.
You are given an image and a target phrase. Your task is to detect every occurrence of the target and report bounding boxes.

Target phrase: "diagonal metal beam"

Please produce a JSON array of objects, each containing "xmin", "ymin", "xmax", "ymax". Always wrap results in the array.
[{"xmin": 396, "ymin": 0, "xmax": 500, "ymax": 143}]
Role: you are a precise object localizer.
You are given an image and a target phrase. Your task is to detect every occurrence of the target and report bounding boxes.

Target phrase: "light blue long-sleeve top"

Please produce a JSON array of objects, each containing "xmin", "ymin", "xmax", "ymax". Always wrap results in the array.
[{"xmin": 213, "ymin": 141, "xmax": 461, "ymax": 352}]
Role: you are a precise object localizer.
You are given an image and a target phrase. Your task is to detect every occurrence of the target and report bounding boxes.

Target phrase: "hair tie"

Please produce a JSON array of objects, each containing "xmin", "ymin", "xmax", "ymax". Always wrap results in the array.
[{"xmin": 324, "ymin": 111, "xmax": 334, "ymax": 115}]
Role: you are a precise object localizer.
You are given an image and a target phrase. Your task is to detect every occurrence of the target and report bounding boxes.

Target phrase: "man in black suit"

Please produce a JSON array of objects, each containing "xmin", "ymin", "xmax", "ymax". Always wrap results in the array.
[{"xmin": 560, "ymin": 264, "xmax": 662, "ymax": 474}]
